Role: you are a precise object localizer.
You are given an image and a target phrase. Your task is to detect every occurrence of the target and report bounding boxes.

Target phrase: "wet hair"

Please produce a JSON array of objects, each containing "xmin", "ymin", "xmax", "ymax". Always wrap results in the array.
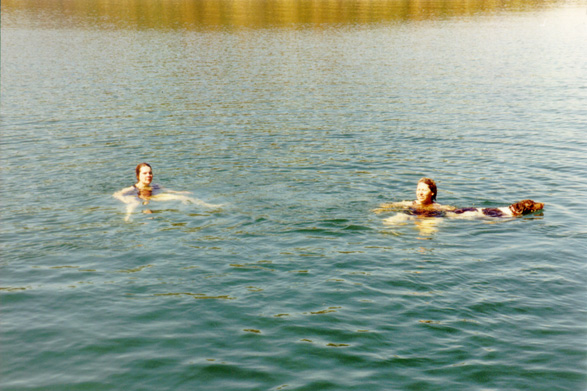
[
  {"xmin": 135, "ymin": 162, "xmax": 152, "ymax": 180},
  {"xmin": 509, "ymin": 199, "xmax": 544, "ymax": 215},
  {"xmin": 418, "ymin": 177, "xmax": 437, "ymax": 202}
]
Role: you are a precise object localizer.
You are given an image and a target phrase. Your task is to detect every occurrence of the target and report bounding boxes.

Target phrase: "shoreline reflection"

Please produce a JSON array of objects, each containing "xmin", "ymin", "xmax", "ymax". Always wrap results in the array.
[{"xmin": 3, "ymin": 0, "xmax": 562, "ymax": 30}]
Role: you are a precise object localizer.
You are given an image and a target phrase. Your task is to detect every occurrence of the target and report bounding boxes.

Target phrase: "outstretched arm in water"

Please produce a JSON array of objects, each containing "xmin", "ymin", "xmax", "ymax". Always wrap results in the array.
[
  {"xmin": 149, "ymin": 193, "xmax": 223, "ymax": 208},
  {"xmin": 113, "ymin": 186, "xmax": 138, "ymax": 204},
  {"xmin": 372, "ymin": 201, "xmax": 412, "ymax": 214},
  {"xmin": 113, "ymin": 187, "xmax": 141, "ymax": 221},
  {"xmin": 123, "ymin": 200, "xmax": 143, "ymax": 221},
  {"xmin": 373, "ymin": 201, "xmax": 455, "ymax": 214}
]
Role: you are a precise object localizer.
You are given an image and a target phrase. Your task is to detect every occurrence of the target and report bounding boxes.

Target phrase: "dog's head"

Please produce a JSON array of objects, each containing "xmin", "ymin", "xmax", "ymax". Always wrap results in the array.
[{"xmin": 509, "ymin": 199, "xmax": 544, "ymax": 215}]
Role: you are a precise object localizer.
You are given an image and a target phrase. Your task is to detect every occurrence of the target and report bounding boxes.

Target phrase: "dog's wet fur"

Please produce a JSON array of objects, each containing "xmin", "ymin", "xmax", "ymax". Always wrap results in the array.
[
  {"xmin": 450, "ymin": 199, "xmax": 544, "ymax": 218},
  {"xmin": 509, "ymin": 199, "xmax": 545, "ymax": 215}
]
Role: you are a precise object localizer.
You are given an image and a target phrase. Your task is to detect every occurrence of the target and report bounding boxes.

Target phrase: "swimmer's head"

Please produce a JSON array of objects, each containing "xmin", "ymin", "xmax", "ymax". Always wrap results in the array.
[
  {"xmin": 136, "ymin": 162, "xmax": 152, "ymax": 179},
  {"xmin": 136, "ymin": 163, "xmax": 153, "ymax": 186},
  {"xmin": 417, "ymin": 177, "xmax": 437, "ymax": 203}
]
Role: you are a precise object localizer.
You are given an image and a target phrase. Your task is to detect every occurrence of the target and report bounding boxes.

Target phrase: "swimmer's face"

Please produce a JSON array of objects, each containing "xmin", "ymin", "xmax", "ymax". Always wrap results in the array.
[
  {"xmin": 138, "ymin": 166, "xmax": 153, "ymax": 186},
  {"xmin": 416, "ymin": 182, "xmax": 434, "ymax": 205}
]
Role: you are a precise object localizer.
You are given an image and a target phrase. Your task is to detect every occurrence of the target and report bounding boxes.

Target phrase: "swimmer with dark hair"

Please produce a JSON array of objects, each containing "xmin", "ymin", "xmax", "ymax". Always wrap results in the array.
[
  {"xmin": 373, "ymin": 178, "xmax": 543, "ymax": 228},
  {"xmin": 113, "ymin": 162, "xmax": 223, "ymax": 221},
  {"xmin": 373, "ymin": 177, "xmax": 455, "ymax": 216}
]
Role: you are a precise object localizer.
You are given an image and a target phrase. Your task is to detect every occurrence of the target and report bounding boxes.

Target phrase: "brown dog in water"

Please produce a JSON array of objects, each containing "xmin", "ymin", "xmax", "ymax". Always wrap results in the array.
[{"xmin": 448, "ymin": 199, "xmax": 544, "ymax": 218}]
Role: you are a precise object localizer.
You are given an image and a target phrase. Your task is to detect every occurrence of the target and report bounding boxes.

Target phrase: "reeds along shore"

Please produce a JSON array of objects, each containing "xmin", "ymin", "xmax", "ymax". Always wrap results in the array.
[{"xmin": 3, "ymin": 0, "xmax": 558, "ymax": 30}]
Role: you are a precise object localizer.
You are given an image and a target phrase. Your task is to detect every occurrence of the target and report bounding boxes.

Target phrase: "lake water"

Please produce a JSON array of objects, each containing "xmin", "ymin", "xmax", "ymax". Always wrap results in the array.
[{"xmin": 1, "ymin": 1, "xmax": 587, "ymax": 390}]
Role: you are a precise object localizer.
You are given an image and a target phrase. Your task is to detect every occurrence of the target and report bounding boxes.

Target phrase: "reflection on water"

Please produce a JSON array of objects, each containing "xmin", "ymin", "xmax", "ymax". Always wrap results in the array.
[
  {"xmin": 2, "ymin": 0, "xmax": 563, "ymax": 30},
  {"xmin": 383, "ymin": 213, "xmax": 441, "ymax": 238}
]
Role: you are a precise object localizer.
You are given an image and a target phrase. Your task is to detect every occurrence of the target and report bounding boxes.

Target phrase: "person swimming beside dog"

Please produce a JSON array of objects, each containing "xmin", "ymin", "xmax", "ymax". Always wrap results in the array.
[
  {"xmin": 373, "ymin": 177, "xmax": 544, "ymax": 219},
  {"xmin": 113, "ymin": 162, "xmax": 222, "ymax": 221},
  {"xmin": 373, "ymin": 177, "xmax": 455, "ymax": 216}
]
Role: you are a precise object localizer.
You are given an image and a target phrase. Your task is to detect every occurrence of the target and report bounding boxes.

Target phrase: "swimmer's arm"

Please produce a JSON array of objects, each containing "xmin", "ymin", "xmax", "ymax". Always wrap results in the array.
[
  {"xmin": 124, "ymin": 201, "xmax": 140, "ymax": 221},
  {"xmin": 113, "ymin": 186, "xmax": 137, "ymax": 204},
  {"xmin": 372, "ymin": 201, "xmax": 412, "ymax": 214},
  {"xmin": 152, "ymin": 185, "xmax": 191, "ymax": 195},
  {"xmin": 164, "ymin": 190, "xmax": 192, "ymax": 195},
  {"xmin": 436, "ymin": 204, "xmax": 456, "ymax": 211},
  {"xmin": 149, "ymin": 193, "xmax": 223, "ymax": 208},
  {"xmin": 187, "ymin": 197, "xmax": 224, "ymax": 208}
]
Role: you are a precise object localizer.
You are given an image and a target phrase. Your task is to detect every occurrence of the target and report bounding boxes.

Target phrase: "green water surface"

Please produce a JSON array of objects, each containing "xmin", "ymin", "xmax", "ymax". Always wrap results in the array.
[{"xmin": 1, "ymin": 1, "xmax": 586, "ymax": 390}]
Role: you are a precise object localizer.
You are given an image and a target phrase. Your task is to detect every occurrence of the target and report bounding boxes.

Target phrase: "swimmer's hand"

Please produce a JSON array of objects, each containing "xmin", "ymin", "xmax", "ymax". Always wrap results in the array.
[
  {"xmin": 187, "ymin": 199, "xmax": 224, "ymax": 208},
  {"xmin": 372, "ymin": 206, "xmax": 390, "ymax": 214},
  {"xmin": 164, "ymin": 189, "xmax": 192, "ymax": 195}
]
